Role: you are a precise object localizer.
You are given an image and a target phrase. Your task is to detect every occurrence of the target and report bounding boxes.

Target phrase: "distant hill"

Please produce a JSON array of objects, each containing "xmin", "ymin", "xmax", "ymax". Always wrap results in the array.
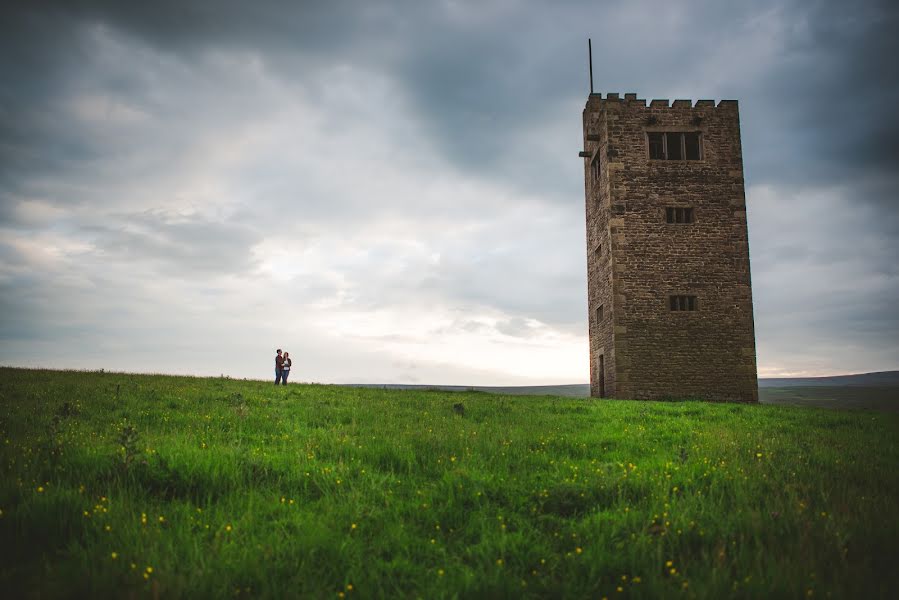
[
  {"xmin": 348, "ymin": 371, "xmax": 899, "ymax": 411},
  {"xmin": 350, "ymin": 371, "xmax": 899, "ymax": 398},
  {"xmin": 758, "ymin": 371, "xmax": 899, "ymax": 388}
]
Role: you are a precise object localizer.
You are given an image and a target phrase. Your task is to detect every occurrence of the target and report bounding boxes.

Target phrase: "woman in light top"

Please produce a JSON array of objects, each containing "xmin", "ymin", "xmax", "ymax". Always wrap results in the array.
[{"xmin": 281, "ymin": 352, "xmax": 292, "ymax": 385}]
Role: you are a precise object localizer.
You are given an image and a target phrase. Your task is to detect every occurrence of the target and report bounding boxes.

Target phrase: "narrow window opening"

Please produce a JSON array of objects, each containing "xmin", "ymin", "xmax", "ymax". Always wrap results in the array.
[
  {"xmin": 597, "ymin": 304, "xmax": 604, "ymax": 322},
  {"xmin": 665, "ymin": 132, "xmax": 683, "ymax": 160},
  {"xmin": 684, "ymin": 132, "xmax": 701, "ymax": 160},
  {"xmin": 598, "ymin": 354, "xmax": 605, "ymax": 398},
  {"xmin": 648, "ymin": 132, "xmax": 665, "ymax": 159}
]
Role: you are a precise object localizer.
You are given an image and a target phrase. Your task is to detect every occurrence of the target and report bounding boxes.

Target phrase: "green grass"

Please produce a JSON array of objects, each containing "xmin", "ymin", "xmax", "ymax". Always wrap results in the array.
[{"xmin": 1, "ymin": 367, "xmax": 897, "ymax": 599}]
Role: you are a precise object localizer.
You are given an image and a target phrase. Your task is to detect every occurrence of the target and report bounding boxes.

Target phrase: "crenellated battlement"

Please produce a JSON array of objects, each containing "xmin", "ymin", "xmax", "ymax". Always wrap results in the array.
[{"xmin": 586, "ymin": 92, "xmax": 737, "ymax": 110}]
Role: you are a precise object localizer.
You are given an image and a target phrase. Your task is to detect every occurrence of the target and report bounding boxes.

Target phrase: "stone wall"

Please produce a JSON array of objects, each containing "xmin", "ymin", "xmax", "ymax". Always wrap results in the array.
[
  {"xmin": 583, "ymin": 100, "xmax": 615, "ymax": 397},
  {"xmin": 582, "ymin": 93, "xmax": 758, "ymax": 402}
]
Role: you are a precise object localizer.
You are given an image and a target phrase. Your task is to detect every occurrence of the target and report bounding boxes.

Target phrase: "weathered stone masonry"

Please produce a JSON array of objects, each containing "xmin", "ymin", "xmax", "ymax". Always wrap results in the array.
[{"xmin": 582, "ymin": 93, "xmax": 758, "ymax": 402}]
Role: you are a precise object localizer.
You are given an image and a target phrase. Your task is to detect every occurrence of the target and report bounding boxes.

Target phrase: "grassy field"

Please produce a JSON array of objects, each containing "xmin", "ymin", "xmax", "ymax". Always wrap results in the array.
[{"xmin": 1, "ymin": 368, "xmax": 897, "ymax": 599}]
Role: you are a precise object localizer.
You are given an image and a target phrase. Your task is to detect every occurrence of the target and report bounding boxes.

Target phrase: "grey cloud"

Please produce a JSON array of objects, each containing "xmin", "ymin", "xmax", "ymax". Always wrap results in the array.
[
  {"xmin": 6, "ymin": 1, "xmax": 357, "ymax": 55},
  {"xmin": 495, "ymin": 318, "xmax": 539, "ymax": 338},
  {"xmin": 316, "ymin": 214, "xmax": 588, "ymax": 331},
  {"xmin": 81, "ymin": 210, "xmax": 263, "ymax": 277},
  {"xmin": 416, "ymin": 250, "xmax": 586, "ymax": 331},
  {"xmin": 735, "ymin": 1, "xmax": 899, "ymax": 198},
  {"xmin": 749, "ymin": 182, "xmax": 899, "ymax": 373},
  {"xmin": 437, "ymin": 319, "xmax": 492, "ymax": 335},
  {"xmin": 10, "ymin": 0, "xmax": 895, "ymax": 201}
]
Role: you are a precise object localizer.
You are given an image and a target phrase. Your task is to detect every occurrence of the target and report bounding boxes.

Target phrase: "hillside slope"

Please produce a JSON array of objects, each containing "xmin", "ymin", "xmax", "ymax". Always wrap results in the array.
[{"xmin": 1, "ymin": 368, "xmax": 897, "ymax": 598}]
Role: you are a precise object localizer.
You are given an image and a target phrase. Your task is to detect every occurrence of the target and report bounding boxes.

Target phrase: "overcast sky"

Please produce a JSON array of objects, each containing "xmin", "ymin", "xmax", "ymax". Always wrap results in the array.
[{"xmin": 1, "ymin": 0, "xmax": 897, "ymax": 384}]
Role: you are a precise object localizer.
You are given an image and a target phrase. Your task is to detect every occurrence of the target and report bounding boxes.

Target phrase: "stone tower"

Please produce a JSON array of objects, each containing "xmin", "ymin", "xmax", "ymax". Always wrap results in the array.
[{"xmin": 581, "ymin": 92, "xmax": 758, "ymax": 402}]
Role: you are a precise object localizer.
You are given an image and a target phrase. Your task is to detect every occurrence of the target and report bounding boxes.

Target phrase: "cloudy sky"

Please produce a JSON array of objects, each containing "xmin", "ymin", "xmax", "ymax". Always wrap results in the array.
[{"xmin": 1, "ymin": 0, "xmax": 897, "ymax": 384}]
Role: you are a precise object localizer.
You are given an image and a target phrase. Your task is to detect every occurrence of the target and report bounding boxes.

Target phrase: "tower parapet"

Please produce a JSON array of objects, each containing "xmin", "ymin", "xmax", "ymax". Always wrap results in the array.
[{"xmin": 585, "ymin": 92, "xmax": 739, "ymax": 109}]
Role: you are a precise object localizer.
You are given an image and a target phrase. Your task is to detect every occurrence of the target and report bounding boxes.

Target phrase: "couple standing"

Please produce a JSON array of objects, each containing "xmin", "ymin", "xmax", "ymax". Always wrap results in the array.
[{"xmin": 275, "ymin": 348, "xmax": 292, "ymax": 385}]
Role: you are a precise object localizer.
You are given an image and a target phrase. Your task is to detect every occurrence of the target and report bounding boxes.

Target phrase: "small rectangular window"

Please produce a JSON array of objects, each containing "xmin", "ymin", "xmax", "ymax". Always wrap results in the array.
[
  {"xmin": 595, "ymin": 243, "xmax": 602, "ymax": 256},
  {"xmin": 648, "ymin": 132, "xmax": 665, "ymax": 159},
  {"xmin": 592, "ymin": 158, "xmax": 601, "ymax": 181},
  {"xmin": 598, "ymin": 354, "xmax": 605, "ymax": 397},
  {"xmin": 597, "ymin": 304, "xmax": 604, "ymax": 322},
  {"xmin": 666, "ymin": 207, "xmax": 694, "ymax": 224},
  {"xmin": 669, "ymin": 295, "xmax": 698, "ymax": 311}
]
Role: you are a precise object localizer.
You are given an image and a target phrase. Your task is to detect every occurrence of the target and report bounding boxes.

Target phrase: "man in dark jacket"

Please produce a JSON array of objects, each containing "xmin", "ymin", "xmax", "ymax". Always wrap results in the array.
[{"xmin": 275, "ymin": 349, "xmax": 284, "ymax": 384}]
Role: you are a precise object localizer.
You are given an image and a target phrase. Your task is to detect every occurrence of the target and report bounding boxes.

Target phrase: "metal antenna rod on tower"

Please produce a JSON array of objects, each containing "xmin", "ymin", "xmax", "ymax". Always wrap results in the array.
[{"xmin": 588, "ymin": 38, "xmax": 594, "ymax": 94}]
